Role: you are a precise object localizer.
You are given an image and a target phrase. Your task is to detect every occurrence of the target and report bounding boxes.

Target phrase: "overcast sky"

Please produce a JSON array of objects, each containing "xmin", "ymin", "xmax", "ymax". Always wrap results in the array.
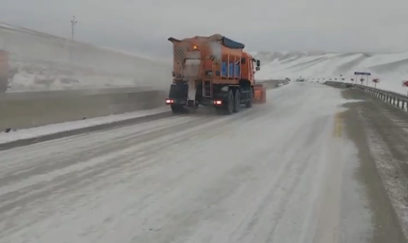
[{"xmin": 1, "ymin": 0, "xmax": 408, "ymax": 58}]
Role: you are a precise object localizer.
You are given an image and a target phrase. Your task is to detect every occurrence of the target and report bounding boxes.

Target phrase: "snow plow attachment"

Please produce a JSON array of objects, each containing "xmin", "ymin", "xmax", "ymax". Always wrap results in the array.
[{"xmin": 253, "ymin": 84, "xmax": 266, "ymax": 104}]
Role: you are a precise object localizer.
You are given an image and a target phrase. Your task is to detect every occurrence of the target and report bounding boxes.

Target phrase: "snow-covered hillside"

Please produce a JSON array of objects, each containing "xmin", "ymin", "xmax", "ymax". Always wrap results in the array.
[
  {"xmin": 2, "ymin": 21, "xmax": 407, "ymax": 95},
  {"xmin": 254, "ymin": 51, "xmax": 408, "ymax": 95},
  {"xmin": 0, "ymin": 22, "xmax": 171, "ymax": 92}
]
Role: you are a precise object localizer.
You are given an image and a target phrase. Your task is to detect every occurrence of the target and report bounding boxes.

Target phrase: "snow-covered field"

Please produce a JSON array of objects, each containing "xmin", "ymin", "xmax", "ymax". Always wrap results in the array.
[
  {"xmin": 254, "ymin": 51, "xmax": 408, "ymax": 95},
  {"xmin": 0, "ymin": 22, "xmax": 171, "ymax": 92}
]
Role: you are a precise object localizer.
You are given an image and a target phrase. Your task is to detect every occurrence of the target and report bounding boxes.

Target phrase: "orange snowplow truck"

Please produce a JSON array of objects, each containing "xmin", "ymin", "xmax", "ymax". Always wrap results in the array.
[{"xmin": 165, "ymin": 34, "xmax": 265, "ymax": 114}]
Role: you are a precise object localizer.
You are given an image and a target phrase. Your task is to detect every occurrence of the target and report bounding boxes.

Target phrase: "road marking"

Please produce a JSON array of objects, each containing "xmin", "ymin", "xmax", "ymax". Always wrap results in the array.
[
  {"xmin": 314, "ymin": 113, "xmax": 345, "ymax": 243},
  {"xmin": 333, "ymin": 112, "xmax": 343, "ymax": 137}
]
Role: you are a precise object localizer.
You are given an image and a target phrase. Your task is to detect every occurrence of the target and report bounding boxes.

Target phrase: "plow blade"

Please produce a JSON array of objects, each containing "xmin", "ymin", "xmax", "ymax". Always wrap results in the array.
[{"xmin": 253, "ymin": 84, "xmax": 266, "ymax": 104}]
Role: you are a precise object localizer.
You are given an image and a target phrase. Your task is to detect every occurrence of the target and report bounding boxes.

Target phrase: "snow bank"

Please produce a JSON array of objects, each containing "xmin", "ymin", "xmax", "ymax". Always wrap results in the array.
[{"xmin": 0, "ymin": 107, "xmax": 168, "ymax": 144}]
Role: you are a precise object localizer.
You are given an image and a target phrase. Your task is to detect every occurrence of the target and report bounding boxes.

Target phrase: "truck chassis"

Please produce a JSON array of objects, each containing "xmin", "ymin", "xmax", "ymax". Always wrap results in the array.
[{"xmin": 166, "ymin": 80, "xmax": 253, "ymax": 115}]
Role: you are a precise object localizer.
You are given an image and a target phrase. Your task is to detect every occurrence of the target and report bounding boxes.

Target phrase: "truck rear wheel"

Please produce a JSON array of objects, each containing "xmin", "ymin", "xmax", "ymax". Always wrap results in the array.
[
  {"xmin": 171, "ymin": 104, "xmax": 185, "ymax": 114},
  {"xmin": 216, "ymin": 89, "xmax": 234, "ymax": 115},
  {"xmin": 226, "ymin": 89, "xmax": 234, "ymax": 114},
  {"xmin": 233, "ymin": 89, "xmax": 241, "ymax": 113}
]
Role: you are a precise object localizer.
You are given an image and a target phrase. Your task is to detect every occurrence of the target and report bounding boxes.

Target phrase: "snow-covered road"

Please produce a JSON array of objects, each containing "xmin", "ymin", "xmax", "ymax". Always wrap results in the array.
[{"xmin": 0, "ymin": 83, "xmax": 375, "ymax": 243}]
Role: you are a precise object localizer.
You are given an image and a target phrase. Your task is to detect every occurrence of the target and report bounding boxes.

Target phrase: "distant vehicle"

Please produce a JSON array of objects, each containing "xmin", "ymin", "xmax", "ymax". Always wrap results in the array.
[
  {"xmin": 296, "ymin": 77, "xmax": 305, "ymax": 82},
  {"xmin": 0, "ymin": 50, "xmax": 10, "ymax": 93}
]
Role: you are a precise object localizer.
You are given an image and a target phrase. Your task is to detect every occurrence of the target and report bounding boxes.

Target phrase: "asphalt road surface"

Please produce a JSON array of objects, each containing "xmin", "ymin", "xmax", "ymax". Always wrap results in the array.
[{"xmin": 0, "ymin": 83, "xmax": 406, "ymax": 243}]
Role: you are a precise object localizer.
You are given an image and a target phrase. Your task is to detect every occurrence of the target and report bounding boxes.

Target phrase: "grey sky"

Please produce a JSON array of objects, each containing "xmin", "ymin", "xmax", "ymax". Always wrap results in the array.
[{"xmin": 1, "ymin": 0, "xmax": 408, "ymax": 58}]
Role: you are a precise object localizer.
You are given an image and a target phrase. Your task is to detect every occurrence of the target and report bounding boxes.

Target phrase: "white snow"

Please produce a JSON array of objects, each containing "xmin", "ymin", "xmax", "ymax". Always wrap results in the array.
[
  {"xmin": 254, "ymin": 51, "xmax": 408, "ymax": 95},
  {"xmin": 0, "ymin": 107, "xmax": 168, "ymax": 144},
  {"xmin": 0, "ymin": 83, "xmax": 373, "ymax": 243}
]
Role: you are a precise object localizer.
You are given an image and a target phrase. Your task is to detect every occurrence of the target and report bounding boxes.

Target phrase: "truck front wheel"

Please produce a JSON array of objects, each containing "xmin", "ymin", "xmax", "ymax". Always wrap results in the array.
[{"xmin": 245, "ymin": 89, "xmax": 253, "ymax": 108}]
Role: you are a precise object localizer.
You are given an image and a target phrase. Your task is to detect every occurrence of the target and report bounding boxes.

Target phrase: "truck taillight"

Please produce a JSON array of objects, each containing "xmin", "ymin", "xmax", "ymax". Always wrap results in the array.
[
  {"xmin": 166, "ymin": 99, "xmax": 174, "ymax": 104},
  {"xmin": 214, "ymin": 100, "xmax": 222, "ymax": 105}
]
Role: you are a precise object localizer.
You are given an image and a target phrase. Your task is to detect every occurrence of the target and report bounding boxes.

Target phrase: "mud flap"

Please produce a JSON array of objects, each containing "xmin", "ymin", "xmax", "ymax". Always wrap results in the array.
[
  {"xmin": 169, "ymin": 82, "xmax": 189, "ymax": 100},
  {"xmin": 187, "ymin": 79, "xmax": 196, "ymax": 104}
]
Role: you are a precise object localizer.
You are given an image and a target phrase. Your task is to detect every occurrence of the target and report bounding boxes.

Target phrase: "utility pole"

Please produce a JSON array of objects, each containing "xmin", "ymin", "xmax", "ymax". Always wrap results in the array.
[
  {"xmin": 70, "ymin": 15, "xmax": 77, "ymax": 62},
  {"xmin": 71, "ymin": 15, "xmax": 77, "ymax": 41}
]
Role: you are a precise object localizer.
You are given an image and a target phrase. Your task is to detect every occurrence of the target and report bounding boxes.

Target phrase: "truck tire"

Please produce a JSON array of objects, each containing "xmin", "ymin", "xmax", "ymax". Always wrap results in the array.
[
  {"xmin": 171, "ymin": 104, "xmax": 185, "ymax": 114},
  {"xmin": 226, "ymin": 89, "xmax": 234, "ymax": 114},
  {"xmin": 233, "ymin": 89, "xmax": 241, "ymax": 113},
  {"xmin": 216, "ymin": 89, "xmax": 234, "ymax": 115},
  {"xmin": 245, "ymin": 89, "xmax": 253, "ymax": 108}
]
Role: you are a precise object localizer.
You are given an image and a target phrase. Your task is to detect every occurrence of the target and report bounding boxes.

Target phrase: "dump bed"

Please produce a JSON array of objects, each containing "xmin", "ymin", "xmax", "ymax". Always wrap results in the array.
[
  {"xmin": 165, "ymin": 34, "xmax": 264, "ymax": 114},
  {"xmin": 168, "ymin": 34, "xmax": 246, "ymax": 84}
]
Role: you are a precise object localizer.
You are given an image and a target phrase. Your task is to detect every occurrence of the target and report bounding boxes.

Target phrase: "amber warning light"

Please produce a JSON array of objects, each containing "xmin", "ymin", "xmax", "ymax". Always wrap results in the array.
[{"xmin": 193, "ymin": 45, "xmax": 198, "ymax": 50}]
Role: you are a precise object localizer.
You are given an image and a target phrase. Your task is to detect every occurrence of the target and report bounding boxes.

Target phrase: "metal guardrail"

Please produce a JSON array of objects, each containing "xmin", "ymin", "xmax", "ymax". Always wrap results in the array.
[{"xmin": 324, "ymin": 81, "xmax": 408, "ymax": 111}]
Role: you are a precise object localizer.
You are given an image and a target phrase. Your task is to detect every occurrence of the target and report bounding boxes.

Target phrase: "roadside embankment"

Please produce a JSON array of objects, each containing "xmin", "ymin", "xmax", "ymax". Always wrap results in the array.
[{"xmin": 0, "ymin": 88, "xmax": 166, "ymax": 131}]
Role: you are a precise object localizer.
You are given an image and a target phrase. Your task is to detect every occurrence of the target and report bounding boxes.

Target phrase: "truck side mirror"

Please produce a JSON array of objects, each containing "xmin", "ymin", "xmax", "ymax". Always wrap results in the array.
[
  {"xmin": 256, "ymin": 66, "xmax": 260, "ymax": 71},
  {"xmin": 256, "ymin": 60, "xmax": 261, "ymax": 67}
]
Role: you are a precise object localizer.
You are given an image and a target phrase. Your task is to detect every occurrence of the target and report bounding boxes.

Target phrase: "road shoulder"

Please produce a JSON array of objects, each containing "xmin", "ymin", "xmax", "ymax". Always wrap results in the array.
[{"xmin": 340, "ymin": 87, "xmax": 407, "ymax": 243}]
